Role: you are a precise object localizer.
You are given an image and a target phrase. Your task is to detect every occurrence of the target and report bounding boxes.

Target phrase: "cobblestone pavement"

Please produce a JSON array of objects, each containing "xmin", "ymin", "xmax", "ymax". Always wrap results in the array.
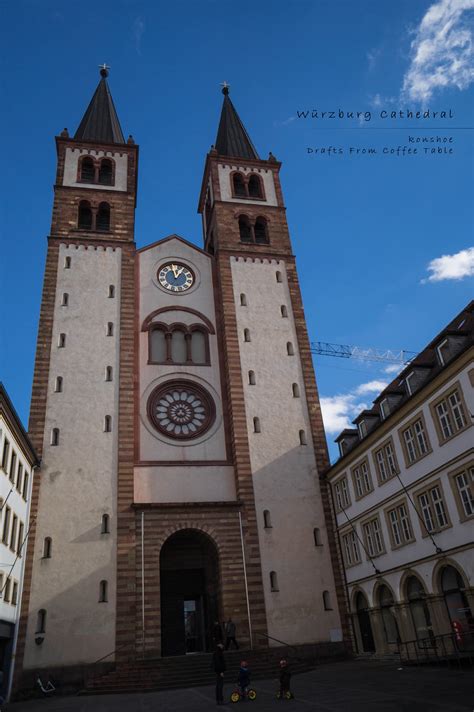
[{"xmin": 7, "ymin": 660, "xmax": 474, "ymax": 712}]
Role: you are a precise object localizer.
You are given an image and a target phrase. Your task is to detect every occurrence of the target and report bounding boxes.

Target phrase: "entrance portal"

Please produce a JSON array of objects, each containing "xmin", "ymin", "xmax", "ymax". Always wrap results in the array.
[{"xmin": 160, "ymin": 529, "xmax": 220, "ymax": 656}]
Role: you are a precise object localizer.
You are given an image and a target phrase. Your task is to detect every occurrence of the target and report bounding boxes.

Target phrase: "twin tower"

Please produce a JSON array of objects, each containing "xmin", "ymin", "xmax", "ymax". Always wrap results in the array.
[{"xmin": 16, "ymin": 69, "xmax": 345, "ymax": 685}]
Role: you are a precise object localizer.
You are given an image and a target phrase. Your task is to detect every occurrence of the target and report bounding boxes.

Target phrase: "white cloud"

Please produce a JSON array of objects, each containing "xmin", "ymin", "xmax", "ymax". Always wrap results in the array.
[
  {"xmin": 423, "ymin": 246, "xmax": 474, "ymax": 282},
  {"xmin": 402, "ymin": 0, "xmax": 474, "ymax": 103},
  {"xmin": 320, "ymin": 380, "xmax": 388, "ymax": 435},
  {"xmin": 384, "ymin": 364, "xmax": 402, "ymax": 375},
  {"xmin": 274, "ymin": 116, "xmax": 296, "ymax": 127}
]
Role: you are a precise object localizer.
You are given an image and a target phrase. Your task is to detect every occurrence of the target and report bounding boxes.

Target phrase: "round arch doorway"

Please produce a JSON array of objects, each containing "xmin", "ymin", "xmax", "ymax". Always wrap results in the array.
[{"xmin": 160, "ymin": 529, "xmax": 220, "ymax": 657}]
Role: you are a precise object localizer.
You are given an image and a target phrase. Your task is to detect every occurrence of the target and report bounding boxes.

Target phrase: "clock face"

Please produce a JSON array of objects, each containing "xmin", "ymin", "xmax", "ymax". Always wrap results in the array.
[
  {"xmin": 158, "ymin": 263, "xmax": 194, "ymax": 293},
  {"xmin": 147, "ymin": 381, "xmax": 215, "ymax": 440}
]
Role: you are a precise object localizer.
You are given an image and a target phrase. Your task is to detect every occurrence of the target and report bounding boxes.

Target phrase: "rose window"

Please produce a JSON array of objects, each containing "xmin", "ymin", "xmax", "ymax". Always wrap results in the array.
[{"xmin": 147, "ymin": 381, "xmax": 215, "ymax": 440}]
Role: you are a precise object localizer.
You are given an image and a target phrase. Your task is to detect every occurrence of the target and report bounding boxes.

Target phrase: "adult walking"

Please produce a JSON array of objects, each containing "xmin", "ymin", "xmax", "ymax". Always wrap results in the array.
[
  {"xmin": 225, "ymin": 618, "xmax": 239, "ymax": 650},
  {"xmin": 212, "ymin": 642, "xmax": 226, "ymax": 706}
]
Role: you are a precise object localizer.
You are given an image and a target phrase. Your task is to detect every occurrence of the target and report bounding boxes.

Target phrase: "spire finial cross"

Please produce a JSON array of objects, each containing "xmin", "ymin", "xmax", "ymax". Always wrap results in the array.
[
  {"xmin": 99, "ymin": 63, "xmax": 111, "ymax": 78},
  {"xmin": 221, "ymin": 80, "xmax": 230, "ymax": 95}
]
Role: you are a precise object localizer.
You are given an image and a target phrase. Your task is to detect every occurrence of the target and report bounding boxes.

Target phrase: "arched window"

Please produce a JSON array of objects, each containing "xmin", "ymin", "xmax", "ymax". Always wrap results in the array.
[
  {"xmin": 106, "ymin": 322, "xmax": 114, "ymax": 336},
  {"xmin": 150, "ymin": 327, "xmax": 167, "ymax": 363},
  {"xmin": 287, "ymin": 342, "xmax": 294, "ymax": 356},
  {"xmin": 62, "ymin": 293, "xmax": 69, "ymax": 306},
  {"xmin": 244, "ymin": 328, "xmax": 251, "ymax": 342},
  {"xmin": 43, "ymin": 537, "xmax": 52, "ymax": 558},
  {"xmin": 254, "ymin": 217, "xmax": 269, "ymax": 244},
  {"xmin": 406, "ymin": 575, "xmax": 433, "ymax": 643},
  {"xmin": 190, "ymin": 330, "xmax": 207, "ymax": 364},
  {"xmin": 55, "ymin": 377, "xmax": 63, "ymax": 393},
  {"xmin": 80, "ymin": 157, "xmax": 95, "ymax": 183},
  {"xmin": 248, "ymin": 370, "xmax": 256, "ymax": 385},
  {"xmin": 276, "ymin": 271, "xmax": 283, "ymax": 283},
  {"xmin": 253, "ymin": 417, "xmax": 261, "ymax": 433},
  {"xmin": 58, "ymin": 333, "xmax": 66, "ymax": 348},
  {"xmin": 101, "ymin": 514, "xmax": 110, "ymax": 534},
  {"xmin": 263, "ymin": 510, "xmax": 272, "ymax": 528},
  {"xmin": 51, "ymin": 428, "xmax": 59, "ymax": 446},
  {"xmin": 104, "ymin": 415, "xmax": 112, "ymax": 433},
  {"xmin": 78, "ymin": 200, "xmax": 93, "ymax": 229},
  {"xmin": 281, "ymin": 305, "xmax": 288, "ymax": 318},
  {"xmin": 239, "ymin": 215, "xmax": 253, "ymax": 243},
  {"xmin": 240, "ymin": 293, "xmax": 247, "ymax": 306},
  {"xmin": 299, "ymin": 430, "xmax": 307, "ymax": 445},
  {"xmin": 313, "ymin": 528, "xmax": 322, "ymax": 546},
  {"xmin": 96, "ymin": 202, "xmax": 110, "ymax": 232},
  {"xmin": 270, "ymin": 571, "xmax": 279, "ymax": 591},
  {"xmin": 233, "ymin": 173, "xmax": 247, "ymax": 197},
  {"xmin": 98, "ymin": 159, "xmax": 113, "ymax": 185},
  {"xmin": 248, "ymin": 174, "xmax": 263, "ymax": 198},
  {"xmin": 441, "ymin": 565, "xmax": 472, "ymax": 636},
  {"xmin": 99, "ymin": 580, "xmax": 108, "ymax": 602},
  {"xmin": 378, "ymin": 585, "xmax": 399, "ymax": 644},
  {"xmin": 292, "ymin": 383, "xmax": 300, "ymax": 398},
  {"xmin": 36, "ymin": 609, "xmax": 47, "ymax": 634},
  {"xmin": 170, "ymin": 329, "xmax": 187, "ymax": 363},
  {"xmin": 323, "ymin": 590, "xmax": 332, "ymax": 610},
  {"xmin": 64, "ymin": 256, "xmax": 71, "ymax": 269},
  {"xmin": 108, "ymin": 285, "xmax": 115, "ymax": 298},
  {"xmin": 105, "ymin": 366, "xmax": 113, "ymax": 382}
]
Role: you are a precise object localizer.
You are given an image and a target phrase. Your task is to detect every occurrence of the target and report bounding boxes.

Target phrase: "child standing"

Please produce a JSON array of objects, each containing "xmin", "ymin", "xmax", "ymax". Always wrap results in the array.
[
  {"xmin": 278, "ymin": 658, "xmax": 292, "ymax": 699},
  {"xmin": 237, "ymin": 660, "xmax": 251, "ymax": 698}
]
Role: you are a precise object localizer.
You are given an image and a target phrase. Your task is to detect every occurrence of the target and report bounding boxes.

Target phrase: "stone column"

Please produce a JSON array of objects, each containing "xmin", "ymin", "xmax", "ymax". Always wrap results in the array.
[{"xmin": 368, "ymin": 607, "xmax": 387, "ymax": 654}]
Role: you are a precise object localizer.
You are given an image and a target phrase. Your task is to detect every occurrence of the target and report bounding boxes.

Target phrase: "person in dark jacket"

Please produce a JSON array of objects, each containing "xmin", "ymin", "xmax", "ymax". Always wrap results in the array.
[
  {"xmin": 213, "ymin": 620, "xmax": 223, "ymax": 645},
  {"xmin": 237, "ymin": 660, "xmax": 251, "ymax": 698},
  {"xmin": 278, "ymin": 658, "xmax": 292, "ymax": 698},
  {"xmin": 225, "ymin": 618, "xmax": 239, "ymax": 649},
  {"xmin": 213, "ymin": 643, "xmax": 226, "ymax": 705}
]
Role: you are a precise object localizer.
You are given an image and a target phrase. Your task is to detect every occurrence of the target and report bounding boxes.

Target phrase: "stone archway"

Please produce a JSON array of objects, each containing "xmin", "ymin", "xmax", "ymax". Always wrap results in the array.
[
  {"xmin": 160, "ymin": 529, "xmax": 220, "ymax": 656},
  {"xmin": 355, "ymin": 591, "xmax": 375, "ymax": 652}
]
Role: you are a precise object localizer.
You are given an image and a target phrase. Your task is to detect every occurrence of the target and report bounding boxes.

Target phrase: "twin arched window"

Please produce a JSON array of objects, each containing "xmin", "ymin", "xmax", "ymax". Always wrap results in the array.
[
  {"xmin": 79, "ymin": 156, "xmax": 114, "ymax": 186},
  {"xmin": 78, "ymin": 201, "xmax": 110, "ymax": 231},
  {"xmin": 232, "ymin": 172, "xmax": 264, "ymax": 199},
  {"xmin": 238, "ymin": 215, "xmax": 269, "ymax": 244},
  {"xmin": 149, "ymin": 324, "xmax": 209, "ymax": 365}
]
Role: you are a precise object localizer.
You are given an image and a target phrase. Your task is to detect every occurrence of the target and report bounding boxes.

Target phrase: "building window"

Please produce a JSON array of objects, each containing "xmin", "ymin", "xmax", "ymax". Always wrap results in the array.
[
  {"xmin": 333, "ymin": 476, "xmax": 350, "ymax": 512},
  {"xmin": 58, "ymin": 333, "xmax": 66, "ymax": 348},
  {"xmin": 1, "ymin": 439, "xmax": 9, "ymax": 472},
  {"xmin": 11, "ymin": 581, "xmax": 18, "ymax": 606},
  {"xmin": 105, "ymin": 366, "xmax": 113, "ymax": 382},
  {"xmin": 108, "ymin": 284, "xmax": 115, "ymax": 298},
  {"xmin": 55, "ymin": 376, "xmax": 63, "ymax": 393},
  {"xmin": 244, "ymin": 328, "xmax": 251, "ymax": 343},
  {"xmin": 80, "ymin": 156, "xmax": 95, "ymax": 182},
  {"xmin": 286, "ymin": 342, "xmax": 294, "ymax": 355},
  {"xmin": 379, "ymin": 398, "xmax": 389, "ymax": 420},
  {"xmin": 253, "ymin": 417, "xmax": 261, "ymax": 434},
  {"xmin": 101, "ymin": 513, "xmax": 110, "ymax": 534},
  {"xmin": 238, "ymin": 215, "xmax": 253, "ymax": 243},
  {"xmin": 3, "ymin": 578, "xmax": 11, "ymax": 603},
  {"xmin": 64, "ymin": 256, "xmax": 71, "ymax": 269},
  {"xmin": 98, "ymin": 158, "xmax": 113, "ymax": 185},
  {"xmin": 104, "ymin": 416, "xmax": 112, "ymax": 433},
  {"xmin": 9, "ymin": 515, "xmax": 18, "ymax": 552},
  {"xmin": 449, "ymin": 464, "xmax": 474, "ymax": 521},
  {"xmin": 263, "ymin": 510, "xmax": 272, "ymax": 528},
  {"xmin": 430, "ymin": 385, "xmax": 469, "ymax": 444},
  {"xmin": 22, "ymin": 471, "xmax": 29, "ymax": 501},
  {"xmin": 351, "ymin": 460, "xmax": 373, "ymax": 499},
  {"xmin": 313, "ymin": 527, "xmax": 322, "ymax": 546},
  {"xmin": 299, "ymin": 429, "xmax": 307, "ymax": 445},
  {"xmin": 78, "ymin": 200, "xmax": 93, "ymax": 229},
  {"xmin": 16, "ymin": 463, "xmax": 23, "ymax": 492},
  {"xmin": 254, "ymin": 217, "xmax": 269, "ymax": 244},
  {"xmin": 36, "ymin": 609, "xmax": 46, "ymax": 634},
  {"xmin": 96, "ymin": 202, "xmax": 110, "ymax": 231},
  {"xmin": 400, "ymin": 415, "xmax": 430, "ymax": 466},
  {"xmin": 17, "ymin": 522, "xmax": 24, "ymax": 556},
  {"xmin": 9, "ymin": 452, "xmax": 16, "ymax": 482},
  {"xmin": 405, "ymin": 372, "xmax": 416, "ymax": 396},
  {"xmin": 416, "ymin": 482, "xmax": 450, "ymax": 535},
  {"xmin": 292, "ymin": 383, "xmax": 300, "ymax": 398},
  {"xmin": 248, "ymin": 174, "xmax": 263, "ymax": 198},
  {"xmin": 2, "ymin": 507, "xmax": 11, "ymax": 545},
  {"xmin": 43, "ymin": 537, "xmax": 52, "ymax": 559},
  {"xmin": 270, "ymin": 571, "xmax": 279, "ymax": 591},
  {"xmin": 385, "ymin": 502, "xmax": 414, "ymax": 548},
  {"xmin": 436, "ymin": 338, "xmax": 449, "ymax": 366},
  {"xmin": 149, "ymin": 325, "xmax": 210, "ymax": 365},
  {"xmin": 240, "ymin": 293, "xmax": 247, "ymax": 306},
  {"xmin": 248, "ymin": 370, "xmax": 256, "ymax": 385},
  {"xmin": 276, "ymin": 271, "xmax": 283, "ymax": 283},
  {"xmin": 61, "ymin": 293, "xmax": 69, "ymax": 306},
  {"xmin": 373, "ymin": 438, "xmax": 399, "ymax": 484},
  {"xmin": 323, "ymin": 591, "xmax": 332, "ymax": 610},
  {"xmin": 341, "ymin": 530, "xmax": 361, "ymax": 566},
  {"xmin": 362, "ymin": 516, "xmax": 384, "ymax": 557},
  {"xmin": 51, "ymin": 428, "xmax": 60, "ymax": 446},
  {"xmin": 233, "ymin": 173, "xmax": 247, "ymax": 197},
  {"xmin": 99, "ymin": 580, "xmax": 108, "ymax": 602},
  {"xmin": 106, "ymin": 322, "xmax": 114, "ymax": 336}
]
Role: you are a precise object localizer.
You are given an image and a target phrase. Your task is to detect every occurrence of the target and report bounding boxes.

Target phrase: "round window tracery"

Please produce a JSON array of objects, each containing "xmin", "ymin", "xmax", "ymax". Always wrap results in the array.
[{"xmin": 147, "ymin": 380, "xmax": 215, "ymax": 440}]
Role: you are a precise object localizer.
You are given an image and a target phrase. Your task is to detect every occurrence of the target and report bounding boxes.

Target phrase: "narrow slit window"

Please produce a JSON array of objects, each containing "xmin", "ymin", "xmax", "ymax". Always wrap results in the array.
[
  {"xmin": 43, "ymin": 537, "xmax": 52, "ymax": 559},
  {"xmin": 270, "ymin": 571, "xmax": 279, "ymax": 591},
  {"xmin": 58, "ymin": 333, "xmax": 66, "ymax": 348},
  {"xmin": 101, "ymin": 514, "xmax": 110, "ymax": 534},
  {"xmin": 248, "ymin": 370, "xmax": 256, "ymax": 385},
  {"xmin": 276, "ymin": 271, "xmax": 283, "ymax": 283},
  {"xmin": 240, "ymin": 293, "xmax": 247, "ymax": 306},
  {"xmin": 287, "ymin": 342, "xmax": 294, "ymax": 356},
  {"xmin": 253, "ymin": 417, "xmax": 261, "ymax": 433},
  {"xmin": 55, "ymin": 377, "xmax": 63, "ymax": 393},
  {"xmin": 244, "ymin": 328, "xmax": 251, "ymax": 342},
  {"xmin": 313, "ymin": 528, "xmax": 322, "ymax": 546},
  {"xmin": 51, "ymin": 428, "xmax": 60, "ymax": 446},
  {"xmin": 36, "ymin": 609, "xmax": 46, "ymax": 634},
  {"xmin": 299, "ymin": 429, "xmax": 307, "ymax": 445},
  {"xmin": 323, "ymin": 590, "xmax": 332, "ymax": 610},
  {"xmin": 104, "ymin": 416, "xmax": 112, "ymax": 433},
  {"xmin": 108, "ymin": 285, "xmax": 115, "ymax": 298},
  {"xmin": 11, "ymin": 581, "xmax": 18, "ymax": 606},
  {"xmin": 292, "ymin": 383, "xmax": 300, "ymax": 398},
  {"xmin": 281, "ymin": 305, "xmax": 288, "ymax": 318},
  {"xmin": 62, "ymin": 293, "xmax": 69, "ymax": 306},
  {"xmin": 106, "ymin": 322, "xmax": 114, "ymax": 336},
  {"xmin": 263, "ymin": 510, "xmax": 272, "ymax": 528},
  {"xmin": 64, "ymin": 256, "xmax": 71, "ymax": 269},
  {"xmin": 105, "ymin": 366, "xmax": 113, "ymax": 382},
  {"xmin": 99, "ymin": 580, "xmax": 108, "ymax": 602}
]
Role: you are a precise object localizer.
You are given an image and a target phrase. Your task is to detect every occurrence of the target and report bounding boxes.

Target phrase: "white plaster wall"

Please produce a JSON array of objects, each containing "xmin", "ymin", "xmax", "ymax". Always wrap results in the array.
[
  {"xmin": 63, "ymin": 148, "xmax": 128, "ymax": 192},
  {"xmin": 137, "ymin": 238, "xmax": 234, "ymax": 502},
  {"xmin": 218, "ymin": 164, "xmax": 278, "ymax": 206},
  {"xmin": 231, "ymin": 257, "xmax": 341, "ymax": 645},
  {"xmin": 23, "ymin": 243, "xmax": 121, "ymax": 669}
]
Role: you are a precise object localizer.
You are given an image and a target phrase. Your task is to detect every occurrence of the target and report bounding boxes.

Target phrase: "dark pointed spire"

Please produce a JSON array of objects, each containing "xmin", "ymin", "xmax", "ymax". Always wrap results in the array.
[
  {"xmin": 74, "ymin": 65, "xmax": 125, "ymax": 144},
  {"xmin": 215, "ymin": 83, "xmax": 259, "ymax": 160}
]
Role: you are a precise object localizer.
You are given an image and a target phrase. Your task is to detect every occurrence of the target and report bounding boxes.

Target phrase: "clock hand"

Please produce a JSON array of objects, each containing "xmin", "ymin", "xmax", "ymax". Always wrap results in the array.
[
  {"xmin": 176, "ymin": 266, "xmax": 185, "ymax": 278},
  {"xmin": 171, "ymin": 264, "xmax": 179, "ymax": 279}
]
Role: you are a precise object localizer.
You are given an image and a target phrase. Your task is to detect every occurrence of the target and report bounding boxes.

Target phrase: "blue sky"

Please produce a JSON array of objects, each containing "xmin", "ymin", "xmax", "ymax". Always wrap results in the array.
[{"xmin": 1, "ymin": 0, "xmax": 473, "ymax": 460}]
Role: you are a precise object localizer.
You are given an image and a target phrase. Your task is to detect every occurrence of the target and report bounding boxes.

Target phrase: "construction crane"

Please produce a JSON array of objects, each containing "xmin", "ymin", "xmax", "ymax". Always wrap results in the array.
[{"xmin": 311, "ymin": 342, "xmax": 417, "ymax": 365}]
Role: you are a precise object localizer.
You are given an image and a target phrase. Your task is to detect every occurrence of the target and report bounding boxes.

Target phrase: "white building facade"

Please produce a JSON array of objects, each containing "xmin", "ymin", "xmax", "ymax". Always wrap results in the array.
[{"xmin": 326, "ymin": 302, "xmax": 474, "ymax": 660}]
